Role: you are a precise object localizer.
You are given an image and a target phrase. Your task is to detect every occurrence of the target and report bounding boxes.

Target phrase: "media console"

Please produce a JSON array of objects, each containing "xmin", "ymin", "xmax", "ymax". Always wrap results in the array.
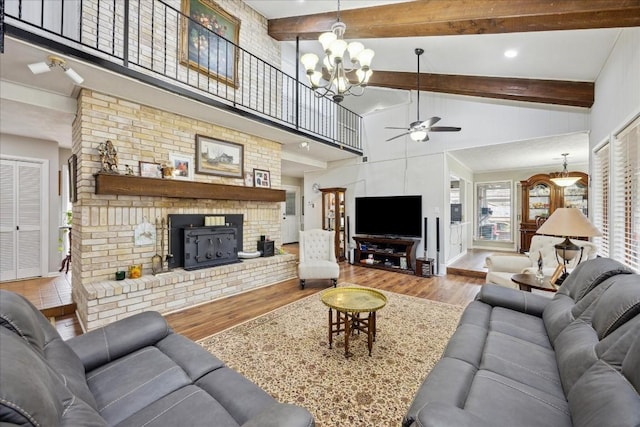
[{"xmin": 353, "ymin": 236, "xmax": 420, "ymax": 275}]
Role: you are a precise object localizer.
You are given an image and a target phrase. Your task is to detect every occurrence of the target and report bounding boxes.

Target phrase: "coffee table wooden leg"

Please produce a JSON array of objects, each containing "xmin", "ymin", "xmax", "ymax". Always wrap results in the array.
[
  {"xmin": 344, "ymin": 311, "xmax": 351, "ymax": 358},
  {"xmin": 367, "ymin": 312, "xmax": 374, "ymax": 356},
  {"xmin": 328, "ymin": 308, "xmax": 333, "ymax": 349}
]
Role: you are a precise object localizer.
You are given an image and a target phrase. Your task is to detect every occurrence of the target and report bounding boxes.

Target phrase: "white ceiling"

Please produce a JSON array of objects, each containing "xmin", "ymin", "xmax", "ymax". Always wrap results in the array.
[{"xmin": 1, "ymin": 1, "xmax": 624, "ymax": 176}]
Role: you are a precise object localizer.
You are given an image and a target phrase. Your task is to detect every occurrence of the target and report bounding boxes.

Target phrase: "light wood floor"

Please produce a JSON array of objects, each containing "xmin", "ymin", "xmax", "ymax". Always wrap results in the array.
[{"xmin": 1, "ymin": 246, "xmax": 492, "ymax": 340}]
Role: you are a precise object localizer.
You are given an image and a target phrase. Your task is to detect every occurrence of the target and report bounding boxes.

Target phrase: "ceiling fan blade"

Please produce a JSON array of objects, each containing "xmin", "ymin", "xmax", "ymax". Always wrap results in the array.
[
  {"xmin": 386, "ymin": 132, "xmax": 411, "ymax": 142},
  {"xmin": 429, "ymin": 126, "xmax": 462, "ymax": 132},
  {"xmin": 385, "ymin": 126, "xmax": 411, "ymax": 130},
  {"xmin": 419, "ymin": 117, "xmax": 441, "ymax": 128}
]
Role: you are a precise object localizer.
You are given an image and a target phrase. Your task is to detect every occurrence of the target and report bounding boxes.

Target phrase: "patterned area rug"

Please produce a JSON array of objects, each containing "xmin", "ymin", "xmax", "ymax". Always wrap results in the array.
[{"xmin": 198, "ymin": 285, "xmax": 465, "ymax": 427}]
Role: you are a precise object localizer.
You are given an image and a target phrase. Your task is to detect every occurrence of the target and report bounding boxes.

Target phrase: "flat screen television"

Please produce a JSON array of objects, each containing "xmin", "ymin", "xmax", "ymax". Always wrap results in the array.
[{"xmin": 355, "ymin": 195, "xmax": 422, "ymax": 238}]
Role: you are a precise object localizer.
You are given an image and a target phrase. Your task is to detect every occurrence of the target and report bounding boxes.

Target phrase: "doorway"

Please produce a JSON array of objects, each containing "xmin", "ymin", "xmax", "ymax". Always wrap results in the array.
[{"xmin": 281, "ymin": 185, "xmax": 301, "ymax": 244}]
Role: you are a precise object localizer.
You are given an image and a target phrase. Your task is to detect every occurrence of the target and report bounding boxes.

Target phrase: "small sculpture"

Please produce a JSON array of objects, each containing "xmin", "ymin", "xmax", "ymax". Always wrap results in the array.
[
  {"xmin": 124, "ymin": 164, "xmax": 134, "ymax": 175},
  {"xmin": 97, "ymin": 140, "xmax": 119, "ymax": 174},
  {"xmin": 161, "ymin": 164, "xmax": 175, "ymax": 178}
]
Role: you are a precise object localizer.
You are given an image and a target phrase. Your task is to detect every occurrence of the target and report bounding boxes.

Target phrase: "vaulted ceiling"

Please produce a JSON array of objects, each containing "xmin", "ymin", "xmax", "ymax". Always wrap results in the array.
[{"xmin": 262, "ymin": 0, "xmax": 640, "ymax": 107}]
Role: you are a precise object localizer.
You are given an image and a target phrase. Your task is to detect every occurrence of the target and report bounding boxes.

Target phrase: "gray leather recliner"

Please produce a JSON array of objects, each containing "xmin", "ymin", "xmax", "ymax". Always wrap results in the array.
[
  {"xmin": 0, "ymin": 290, "xmax": 315, "ymax": 427},
  {"xmin": 403, "ymin": 257, "xmax": 640, "ymax": 427}
]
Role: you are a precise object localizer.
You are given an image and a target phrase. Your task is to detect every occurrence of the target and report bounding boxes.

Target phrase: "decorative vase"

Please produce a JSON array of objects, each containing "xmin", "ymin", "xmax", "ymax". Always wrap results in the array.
[{"xmin": 129, "ymin": 264, "xmax": 142, "ymax": 279}]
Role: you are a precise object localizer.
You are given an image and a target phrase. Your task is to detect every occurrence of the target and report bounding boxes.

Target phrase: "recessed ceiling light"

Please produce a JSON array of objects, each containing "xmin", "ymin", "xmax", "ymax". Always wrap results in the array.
[{"xmin": 504, "ymin": 49, "xmax": 518, "ymax": 58}]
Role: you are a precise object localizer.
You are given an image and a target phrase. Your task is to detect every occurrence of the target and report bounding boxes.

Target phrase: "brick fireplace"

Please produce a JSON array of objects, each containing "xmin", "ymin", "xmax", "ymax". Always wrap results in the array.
[{"xmin": 71, "ymin": 90, "xmax": 293, "ymax": 330}]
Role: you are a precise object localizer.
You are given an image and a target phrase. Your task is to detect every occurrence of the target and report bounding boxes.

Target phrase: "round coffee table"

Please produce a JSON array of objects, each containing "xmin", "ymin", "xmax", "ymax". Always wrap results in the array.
[
  {"xmin": 511, "ymin": 273, "xmax": 558, "ymax": 293},
  {"xmin": 321, "ymin": 287, "xmax": 387, "ymax": 357}
]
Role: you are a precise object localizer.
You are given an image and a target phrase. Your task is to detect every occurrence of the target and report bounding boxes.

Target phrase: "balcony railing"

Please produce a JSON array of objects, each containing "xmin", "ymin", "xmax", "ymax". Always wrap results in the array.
[{"xmin": 3, "ymin": 0, "xmax": 362, "ymax": 152}]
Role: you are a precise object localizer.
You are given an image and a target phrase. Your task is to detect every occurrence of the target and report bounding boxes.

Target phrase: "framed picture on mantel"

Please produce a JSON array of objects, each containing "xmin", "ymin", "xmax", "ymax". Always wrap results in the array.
[{"xmin": 253, "ymin": 168, "xmax": 270, "ymax": 188}]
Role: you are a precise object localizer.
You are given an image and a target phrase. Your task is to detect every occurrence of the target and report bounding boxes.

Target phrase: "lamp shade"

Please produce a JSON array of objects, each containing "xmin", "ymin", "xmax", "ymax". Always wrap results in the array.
[{"xmin": 536, "ymin": 208, "xmax": 602, "ymax": 238}]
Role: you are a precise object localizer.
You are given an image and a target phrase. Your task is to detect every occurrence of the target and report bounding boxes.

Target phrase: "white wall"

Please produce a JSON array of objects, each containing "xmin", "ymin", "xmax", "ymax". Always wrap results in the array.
[
  {"xmin": 306, "ymin": 89, "xmax": 592, "ymax": 270},
  {"xmin": 0, "ymin": 134, "xmax": 61, "ymax": 275},
  {"xmin": 590, "ymin": 28, "xmax": 640, "ymax": 147}
]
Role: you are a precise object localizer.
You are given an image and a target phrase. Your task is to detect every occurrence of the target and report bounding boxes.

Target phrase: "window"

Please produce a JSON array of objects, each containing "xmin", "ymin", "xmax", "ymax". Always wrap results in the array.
[
  {"xmin": 593, "ymin": 142, "xmax": 610, "ymax": 257},
  {"xmin": 612, "ymin": 116, "xmax": 640, "ymax": 271},
  {"xmin": 476, "ymin": 181, "xmax": 512, "ymax": 241}
]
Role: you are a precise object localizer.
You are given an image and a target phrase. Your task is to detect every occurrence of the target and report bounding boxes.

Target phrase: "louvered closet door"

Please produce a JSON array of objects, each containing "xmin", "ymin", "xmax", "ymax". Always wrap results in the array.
[
  {"xmin": 0, "ymin": 160, "xmax": 42, "ymax": 280},
  {"xmin": 0, "ymin": 160, "xmax": 17, "ymax": 281}
]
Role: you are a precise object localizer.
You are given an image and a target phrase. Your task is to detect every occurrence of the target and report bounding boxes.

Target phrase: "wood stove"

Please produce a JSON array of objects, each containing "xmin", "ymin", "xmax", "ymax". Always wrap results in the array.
[
  {"xmin": 167, "ymin": 214, "xmax": 243, "ymax": 270},
  {"xmin": 183, "ymin": 226, "xmax": 238, "ymax": 270}
]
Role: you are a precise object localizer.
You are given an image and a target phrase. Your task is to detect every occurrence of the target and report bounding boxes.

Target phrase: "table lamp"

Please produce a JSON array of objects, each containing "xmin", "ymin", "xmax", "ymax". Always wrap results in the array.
[{"xmin": 536, "ymin": 208, "xmax": 601, "ymax": 283}]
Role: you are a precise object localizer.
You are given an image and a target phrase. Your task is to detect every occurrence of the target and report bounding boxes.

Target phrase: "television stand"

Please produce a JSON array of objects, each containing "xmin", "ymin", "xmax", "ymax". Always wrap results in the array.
[{"xmin": 353, "ymin": 236, "xmax": 419, "ymax": 275}]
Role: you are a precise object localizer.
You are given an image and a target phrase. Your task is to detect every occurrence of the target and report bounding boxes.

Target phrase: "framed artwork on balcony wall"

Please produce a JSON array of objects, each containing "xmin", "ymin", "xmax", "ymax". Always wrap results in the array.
[
  {"xmin": 195, "ymin": 134, "xmax": 244, "ymax": 178},
  {"xmin": 253, "ymin": 168, "xmax": 271, "ymax": 188},
  {"xmin": 180, "ymin": 0, "xmax": 240, "ymax": 87}
]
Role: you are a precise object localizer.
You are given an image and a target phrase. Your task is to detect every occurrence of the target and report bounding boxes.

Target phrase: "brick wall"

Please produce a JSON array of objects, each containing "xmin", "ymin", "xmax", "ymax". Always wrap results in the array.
[{"xmin": 71, "ymin": 89, "xmax": 289, "ymax": 328}]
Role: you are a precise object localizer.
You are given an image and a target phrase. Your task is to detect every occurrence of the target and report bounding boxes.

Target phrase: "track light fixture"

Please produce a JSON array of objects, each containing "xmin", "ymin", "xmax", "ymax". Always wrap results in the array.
[{"xmin": 28, "ymin": 55, "xmax": 84, "ymax": 85}]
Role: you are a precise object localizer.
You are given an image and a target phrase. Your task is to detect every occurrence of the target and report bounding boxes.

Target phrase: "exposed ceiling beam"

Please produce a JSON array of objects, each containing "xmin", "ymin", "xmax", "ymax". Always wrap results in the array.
[
  {"xmin": 366, "ymin": 71, "xmax": 594, "ymax": 107},
  {"xmin": 268, "ymin": 0, "xmax": 640, "ymax": 41}
]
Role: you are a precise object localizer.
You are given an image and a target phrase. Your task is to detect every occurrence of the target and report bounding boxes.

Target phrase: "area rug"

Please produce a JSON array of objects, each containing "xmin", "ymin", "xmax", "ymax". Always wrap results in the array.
[{"xmin": 198, "ymin": 285, "xmax": 465, "ymax": 427}]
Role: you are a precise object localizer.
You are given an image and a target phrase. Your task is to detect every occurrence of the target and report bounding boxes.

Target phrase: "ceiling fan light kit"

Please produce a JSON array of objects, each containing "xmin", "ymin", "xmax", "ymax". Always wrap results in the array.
[
  {"xmin": 550, "ymin": 153, "xmax": 581, "ymax": 187},
  {"xmin": 28, "ymin": 55, "xmax": 84, "ymax": 85},
  {"xmin": 386, "ymin": 48, "xmax": 461, "ymax": 142},
  {"xmin": 300, "ymin": 0, "xmax": 374, "ymax": 103}
]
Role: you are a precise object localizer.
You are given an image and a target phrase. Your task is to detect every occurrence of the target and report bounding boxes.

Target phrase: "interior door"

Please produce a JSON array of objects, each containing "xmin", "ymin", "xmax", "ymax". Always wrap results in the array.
[
  {"xmin": 0, "ymin": 159, "xmax": 43, "ymax": 281},
  {"xmin": 281, "ymin": 185, "xmax": 300, "ymax": 244}
]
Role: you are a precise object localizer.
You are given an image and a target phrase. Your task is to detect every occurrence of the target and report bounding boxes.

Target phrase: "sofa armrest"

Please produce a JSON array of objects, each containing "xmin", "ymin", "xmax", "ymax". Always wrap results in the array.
[
  {"xmin": 476, "ymin": 284, "xmax": 549, "ymax": 317},
  {"xmin": 414, "ymin": 402, "xmax": 492, "ymax": 427},
  {"xmin": 241, "ymin": 403, "xmax": 314, "ymax": 427},
  {"xmin": 485, "ymin": 255, "xmax": 531, "ymax": 273},
  {"xmin": 67, "ymin": 311, "xmax": 171, "ymax": 372}
]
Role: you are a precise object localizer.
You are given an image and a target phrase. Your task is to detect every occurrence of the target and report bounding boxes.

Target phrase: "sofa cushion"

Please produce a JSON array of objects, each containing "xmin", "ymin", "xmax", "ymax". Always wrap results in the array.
[
  {"xmin": 463, "ymin": 369, "xmax": 572, "ymax": 427},
  {"xmin": 591, "ymin": 276, "xmax": 640, "ymax": 340},
  {"xmin": 115, "ymin": 385, "xmax": 240, "ymax": 427},
  {"xmin": 86, "ymin": 346, "xmax": 193, "ymax": 425},
  {"xmin": 0, "ymin": 290, "xmax": 97, "ymax": 409},
  {"xmin": 567, "ymin": 326, "xmax": 640, "ymax": 427},
  {"xmin": 0, "ymin": 328, "xmax": 106, "ymax": 426},
  {"xmin": 558, "ymin": 257, "xmax": 632, "ymax": 301}
]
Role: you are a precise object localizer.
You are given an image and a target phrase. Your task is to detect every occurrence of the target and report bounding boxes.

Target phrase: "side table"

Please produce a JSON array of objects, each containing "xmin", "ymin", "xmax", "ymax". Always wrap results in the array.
[{"xmin": 510, "ymin": 273, "xmax": 558, "ymax": 293}]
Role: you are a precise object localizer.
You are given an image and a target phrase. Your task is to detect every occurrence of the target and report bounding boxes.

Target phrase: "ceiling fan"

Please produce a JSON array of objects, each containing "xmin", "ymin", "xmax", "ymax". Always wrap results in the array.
[{"xmin": 386, "ymin": 48, "xmax": 461, "ymax": 142}]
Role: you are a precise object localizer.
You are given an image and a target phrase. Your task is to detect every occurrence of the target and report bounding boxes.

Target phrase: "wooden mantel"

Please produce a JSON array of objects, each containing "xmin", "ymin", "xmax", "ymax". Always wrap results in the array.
[{"xmin": 94, "ymin": 173, "xmax": 285, "ymax": 202}]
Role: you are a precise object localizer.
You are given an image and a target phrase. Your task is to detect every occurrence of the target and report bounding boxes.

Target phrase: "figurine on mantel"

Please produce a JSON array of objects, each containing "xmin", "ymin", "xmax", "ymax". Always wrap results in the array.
[{"xmin": 97, "ymin": 140, "xmax": 119, "ymax": 174}]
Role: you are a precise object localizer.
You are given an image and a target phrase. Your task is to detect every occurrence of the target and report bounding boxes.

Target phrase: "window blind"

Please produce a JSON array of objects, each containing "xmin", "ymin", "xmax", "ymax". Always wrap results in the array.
[
  {"xmin": 593, "ymin": 143, "xmax": 609, "ymax": 257},
  {"xmin": 613, "ymin": 116, "xmax": 640, "ymax": 271}
]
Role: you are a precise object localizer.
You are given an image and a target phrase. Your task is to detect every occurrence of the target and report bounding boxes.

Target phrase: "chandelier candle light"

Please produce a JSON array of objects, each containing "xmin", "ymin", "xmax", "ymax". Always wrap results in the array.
[{"xmin": 300, "ymin": 0, "xmax": 374, "ymax": 103}]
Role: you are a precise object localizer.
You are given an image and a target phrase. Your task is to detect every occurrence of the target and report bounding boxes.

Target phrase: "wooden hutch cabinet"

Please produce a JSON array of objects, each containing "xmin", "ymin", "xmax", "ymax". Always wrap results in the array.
[
  {"xmin": 320, "ymin": 187, "xmax": 346, "ymax": 261},
  {"xmin": 519, "ymin": 172, "xmax": 588, "ymax": 253}
]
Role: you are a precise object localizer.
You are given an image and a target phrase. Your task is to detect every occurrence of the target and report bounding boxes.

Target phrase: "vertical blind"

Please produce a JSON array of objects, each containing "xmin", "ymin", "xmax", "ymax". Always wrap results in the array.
[
  {"xmin": 593, "ymin": 143, "xmax": 610, "ymax": 257},
  {"xmin": 612, "ymin": 116, "xmax": 640, "ymax": 271}
]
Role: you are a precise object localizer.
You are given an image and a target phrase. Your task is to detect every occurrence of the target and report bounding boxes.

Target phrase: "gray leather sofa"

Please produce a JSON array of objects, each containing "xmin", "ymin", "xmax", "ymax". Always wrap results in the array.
[
  {"xmin": 403, "ymin": 257, "xmax": 640, "ymax": 427},
  {"xmin": 0, "ymin": 290, "xmax": 314, "ymax": 427}
]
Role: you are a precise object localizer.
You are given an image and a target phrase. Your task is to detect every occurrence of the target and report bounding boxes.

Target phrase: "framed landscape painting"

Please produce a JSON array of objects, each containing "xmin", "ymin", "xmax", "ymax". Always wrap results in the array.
[
  {"xmin": 180, "ymin": 0, "xmax": 240, "ymax": 87},
  {"xmin": 195, "ymin": 134, "xmax": 243, "ymax": 178}
]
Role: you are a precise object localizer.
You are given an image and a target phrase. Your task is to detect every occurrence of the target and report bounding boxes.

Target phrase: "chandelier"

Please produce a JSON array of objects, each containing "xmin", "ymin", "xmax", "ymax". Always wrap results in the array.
[
  {"xmin": 300, "ymin": 0, "xmax": 374, "ymax": 103},
  {"xmin": 550, "ymin": 153, "xmax": 580, "ymax": 187}
]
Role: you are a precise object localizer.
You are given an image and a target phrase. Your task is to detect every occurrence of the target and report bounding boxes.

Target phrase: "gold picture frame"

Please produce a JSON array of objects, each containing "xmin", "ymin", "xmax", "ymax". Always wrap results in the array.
[
  {"xmin": 550, "ymin": 263, "xmax": 565, "ymax": 286},
  {"xmin": 195, "ymin": 134, "xmax": 244, "ymax": 178},
  {"xmin": 180, "ymin": 0, "xmax": 240, "ymax": 87}
]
